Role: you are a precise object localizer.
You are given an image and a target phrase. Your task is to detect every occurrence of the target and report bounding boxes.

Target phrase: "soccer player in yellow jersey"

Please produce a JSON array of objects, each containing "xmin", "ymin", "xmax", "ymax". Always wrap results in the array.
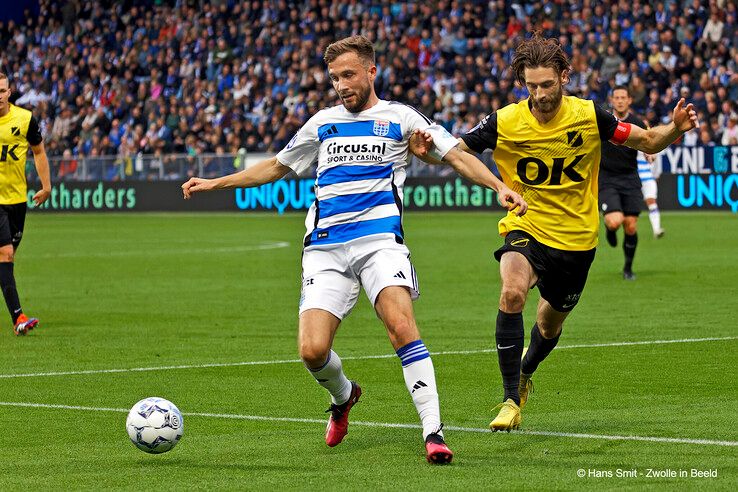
[
  {"xmin": 0, "ymin": 73, "xmax": 51, "ymax": 335},
  {"xmin": 413, "ymin": 34, "xmax": 697, "ymax": 430}
]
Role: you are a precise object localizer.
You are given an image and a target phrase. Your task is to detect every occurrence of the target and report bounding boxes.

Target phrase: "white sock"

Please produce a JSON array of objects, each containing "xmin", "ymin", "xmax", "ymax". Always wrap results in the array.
[
  {"xmin": 397, "ymin": 340, "xmax": 443, "ymax": 440},
  {"xmin": 648, "ymin": 203, "xmax": 662, "ymax": 233},
  {"xmin": 305, "ymin": 350, "xmax": 352, "ymax": 405}
]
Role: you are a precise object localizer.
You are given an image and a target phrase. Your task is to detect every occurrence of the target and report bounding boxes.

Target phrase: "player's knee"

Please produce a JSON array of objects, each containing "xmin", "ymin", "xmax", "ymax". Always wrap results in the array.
[
  {"xmin": 299, "ymin": 341, "xmax": 330, "ymax": 368},
  {"xmin": 499, "ymin": 286, "xmax": 526, "ymax": 312},
  {"xmin": 381, "ymin": 313, "xmax": 418, "ymax": 347},
  {"xmin": 0, "ymin": 247, "xmax": 14, "ymax": 263},
  {"xmin": 624, "ymin": 221, "xmax": 638, "ymax": 235},
  {"xmin": 604, "ymin": 216, "xmax": 621, "ymax": 230},
  {"xmin": 537, "ymin": 321, "xmax": 562, "ymax": 339}
]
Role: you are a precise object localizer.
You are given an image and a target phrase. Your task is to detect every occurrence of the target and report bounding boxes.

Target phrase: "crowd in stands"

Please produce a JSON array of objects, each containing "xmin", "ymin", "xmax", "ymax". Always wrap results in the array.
[{"xmin": 1, "ymin": 0, "xmax": 737, "ymax": 180}]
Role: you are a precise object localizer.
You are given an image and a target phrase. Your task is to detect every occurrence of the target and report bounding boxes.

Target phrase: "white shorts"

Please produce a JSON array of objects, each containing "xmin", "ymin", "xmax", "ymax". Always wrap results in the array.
[
  {"xmin": 299, "ymin": 234, "xmax": 419, "ymax": 320},
  {"xmin": 641, "ymin": 180, "xmax": 658, "ymax": 200}
]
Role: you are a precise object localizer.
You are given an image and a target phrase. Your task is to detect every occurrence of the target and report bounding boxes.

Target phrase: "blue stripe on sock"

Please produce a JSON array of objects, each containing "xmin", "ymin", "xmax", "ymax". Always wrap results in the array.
[
  {"xmin": 400, "ymin": 353, "xmax": 430, "ymax": 366},
  {"xmin": 396, "ymin": 339, "xmax": 424, "ymax": 357},
  {"xmin": 396, "ymin": 340, "xmax": 429, "ymax": 367},
  {"xmin": 398, "ymin": 346, "xmax": 427, "ymax": 359}
]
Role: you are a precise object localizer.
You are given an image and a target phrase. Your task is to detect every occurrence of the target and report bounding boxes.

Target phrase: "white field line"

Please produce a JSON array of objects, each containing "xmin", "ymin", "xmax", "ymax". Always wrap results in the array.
[
  {"xmin": 25, "ymin": 241, "xmax": 290, "ymax": 259},
  {"xmin": 1, "ymin": 336, "xmax": 736, "ymax": 380},
  {"xmin": 0, "ymin": 401, "xmax": 735, "ymax": 448}
]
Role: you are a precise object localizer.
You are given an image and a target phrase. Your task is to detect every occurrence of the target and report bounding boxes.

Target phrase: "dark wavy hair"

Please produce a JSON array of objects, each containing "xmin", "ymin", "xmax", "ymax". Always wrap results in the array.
[{"xmin": 512, "ymin": 32, "xmax": 571, "ymax": 84}]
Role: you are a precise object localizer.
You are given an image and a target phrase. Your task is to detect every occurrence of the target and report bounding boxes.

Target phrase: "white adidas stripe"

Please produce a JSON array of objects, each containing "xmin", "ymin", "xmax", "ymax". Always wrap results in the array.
[{"xmin": 318, "ymin": 178, "xmax": 392, "ymax": 200}]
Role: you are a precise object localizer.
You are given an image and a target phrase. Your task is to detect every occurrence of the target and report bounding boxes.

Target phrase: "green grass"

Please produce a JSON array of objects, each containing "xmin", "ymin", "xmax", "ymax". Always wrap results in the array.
[{"xmin": 0, "ymin": 211, "xmax": 735, "ymax": 490}]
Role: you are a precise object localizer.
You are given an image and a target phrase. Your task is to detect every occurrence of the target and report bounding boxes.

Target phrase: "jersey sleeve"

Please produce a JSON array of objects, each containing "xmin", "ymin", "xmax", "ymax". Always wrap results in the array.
[
  {"xmin": 26, "ymin": 115, "xmax": 43, "ymax": 145},
  {"xmin": 594, "ymin": 104, "xmax": 619, "ymax": 141},
  {"xmin": 276, "ymin": 115, "xmax": 320, "ymax": 175},
  {"xmin": 402, "ymin": 106, "xmax": 459, "ymax": 159},
  {"xmin": 460, "ymin": 113, "xmax": 497, "ymax": 153}
]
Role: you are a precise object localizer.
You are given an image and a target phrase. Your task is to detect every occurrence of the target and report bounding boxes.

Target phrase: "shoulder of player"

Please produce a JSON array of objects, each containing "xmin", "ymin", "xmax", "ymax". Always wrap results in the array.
[
  {"xmin": 6, "ymin": 103, "xmax": 33, "ymax": 120},
  {"xmin": 565, "ymin": 95, "xmax": 598, "ymax": 112},
  {"xmin": 301, "ymin": 105, "xmax": 343, "ymax": 130},
  {"xmin": 386, "ymin": 100, "xmax": 432, "ymax": 124}
]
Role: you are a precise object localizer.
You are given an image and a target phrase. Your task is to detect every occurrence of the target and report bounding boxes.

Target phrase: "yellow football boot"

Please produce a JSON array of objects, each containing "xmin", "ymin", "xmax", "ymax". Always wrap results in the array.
[{"xmin": 489, "ymin": 399, "xmax": 521, "ymax": 432}]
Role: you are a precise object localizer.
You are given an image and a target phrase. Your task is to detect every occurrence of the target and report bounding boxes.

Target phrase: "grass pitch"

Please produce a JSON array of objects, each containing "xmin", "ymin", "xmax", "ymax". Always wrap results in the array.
[{"xmin": 0, "ymin": 211, "xmax": 735, "ymax": 490}]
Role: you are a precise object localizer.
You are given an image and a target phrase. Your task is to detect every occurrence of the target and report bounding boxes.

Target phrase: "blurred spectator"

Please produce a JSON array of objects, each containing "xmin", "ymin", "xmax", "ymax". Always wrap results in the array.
[
  {"xmin": 57, "ymin": 149, "xmax": 77, "ymax": 180},
  {"xmin": 0, "ymin": 0, "xmax": 732, "ymax": 177},
  {"xmin": 722, "ymin": 113, "xmax": 738, "ymax": 146}
]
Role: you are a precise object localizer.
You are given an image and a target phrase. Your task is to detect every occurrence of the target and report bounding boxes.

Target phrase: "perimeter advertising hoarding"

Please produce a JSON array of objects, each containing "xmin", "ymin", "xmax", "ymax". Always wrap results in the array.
[
  {"xmin": 26, "ymin": 174, "xmax": 738, "ymax": 213},
  {"xmin": 26, "ymin": 178, "xmax": 508, "ymax": 213}
]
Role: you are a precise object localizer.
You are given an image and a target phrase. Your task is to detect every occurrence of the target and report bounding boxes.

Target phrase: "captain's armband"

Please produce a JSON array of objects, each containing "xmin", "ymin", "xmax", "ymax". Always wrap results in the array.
[{"xmin": 610, "ymin": 121, "xmax": 632, "ymax": 145}]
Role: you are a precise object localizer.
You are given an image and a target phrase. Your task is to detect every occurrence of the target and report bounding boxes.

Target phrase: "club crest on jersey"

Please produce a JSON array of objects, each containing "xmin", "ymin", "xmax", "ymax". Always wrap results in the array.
[
  {"xmin": 373, "ymin": 120, "xmax": 390, "ymax": 137},
  {"xmin": 567, "ymin": 130, "xmax": 584, "ymax": 147}
]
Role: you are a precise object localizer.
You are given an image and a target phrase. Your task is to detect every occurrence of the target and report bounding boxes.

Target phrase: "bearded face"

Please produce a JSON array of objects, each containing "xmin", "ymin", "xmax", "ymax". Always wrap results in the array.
[
  {"xmin": 328, "ymin": 52, "xmax": 376, "ymax": 113},
  {"xmin": 523, "ymin": 66, "xmax": 566, "ymax": 117}
]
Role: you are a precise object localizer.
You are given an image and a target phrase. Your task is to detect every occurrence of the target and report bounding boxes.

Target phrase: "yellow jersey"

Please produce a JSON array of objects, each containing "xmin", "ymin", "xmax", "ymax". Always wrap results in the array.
[
  {"xmin": 0, "ymin": 104, "xmax": 42, "ymax": 204},
  {"xmin": 462, "ymin": 96, "xmax": 619, "ymax": 250}
]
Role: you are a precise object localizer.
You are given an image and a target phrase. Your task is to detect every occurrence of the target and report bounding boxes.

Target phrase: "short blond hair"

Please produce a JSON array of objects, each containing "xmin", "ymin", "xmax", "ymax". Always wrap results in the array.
[{"xmin": 324, "ymin": 35, "xmax": 375, "ymax": 66}]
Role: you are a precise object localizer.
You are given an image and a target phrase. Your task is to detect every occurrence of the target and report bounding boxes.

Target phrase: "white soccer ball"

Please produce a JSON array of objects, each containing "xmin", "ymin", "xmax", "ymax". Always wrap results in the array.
[{"xmin": 126, "ymin": 397, "xmax": 184, "ymax": 454}]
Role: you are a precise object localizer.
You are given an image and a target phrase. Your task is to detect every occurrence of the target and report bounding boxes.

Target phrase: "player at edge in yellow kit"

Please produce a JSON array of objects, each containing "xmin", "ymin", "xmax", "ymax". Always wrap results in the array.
[
  {"xmin": 0, "ymin": 72, "xmax": 52, "ymax": 335},
  {"xmin": 411, "ymin": 33, "xmax": 698, "ymax": 431}
]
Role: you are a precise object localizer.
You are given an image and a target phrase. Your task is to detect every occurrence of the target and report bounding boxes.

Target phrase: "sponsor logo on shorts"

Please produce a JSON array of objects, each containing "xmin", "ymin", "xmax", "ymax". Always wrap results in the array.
[
  {"xmin": 510, "ymin": 238, "xmax": 529, "ymax": 247},
  {"xmin": 561, "ymin": 293, "xmax": 581, "ymax": 309}
]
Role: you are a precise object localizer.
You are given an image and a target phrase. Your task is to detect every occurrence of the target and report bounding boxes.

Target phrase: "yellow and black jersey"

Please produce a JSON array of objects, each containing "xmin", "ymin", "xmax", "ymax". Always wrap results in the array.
[
  {"xmin": 0, "ymin": 104, "xmax": 42, "ymax": 205},
  {"xmin": 462, "ymin": 96, "xmax": 619, "ymax": 251}
]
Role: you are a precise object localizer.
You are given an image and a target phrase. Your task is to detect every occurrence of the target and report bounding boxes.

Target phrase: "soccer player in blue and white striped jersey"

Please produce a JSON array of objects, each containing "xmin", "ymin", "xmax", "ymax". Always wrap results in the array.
[
  {"xmin": 637, "ymin": 151, "xmax": 665, "ymax": 238},
  {"xmin": 182, "ymin": 35, "xmax": 527, "ymax": 464}
]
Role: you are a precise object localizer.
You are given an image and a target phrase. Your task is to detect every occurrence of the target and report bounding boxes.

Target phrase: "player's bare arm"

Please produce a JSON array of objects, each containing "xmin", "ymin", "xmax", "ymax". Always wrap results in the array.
[
  {"xmin": 30, "ymin": 142, "xmax": 51, "ymax": 206},
  {"xmin": 442, "ymin": 147, "xmax": 527, "ymax": 216},
  {"xmin": 182, "ymin": 156, "xmax": 291, "ymax": 199},
  {"xmin": 618, "ymin": 98, "xmax": 698, "ymax": 154},
  {"xmin": 410, "ymin": 130, "xmax": 527, "ymax": 216}
]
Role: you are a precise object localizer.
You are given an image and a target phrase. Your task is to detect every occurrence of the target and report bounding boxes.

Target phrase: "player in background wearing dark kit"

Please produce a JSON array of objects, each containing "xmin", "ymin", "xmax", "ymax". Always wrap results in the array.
[
  {"xmin": 0, "ymin": 73, "xmax": 51, "ymax": 335},
  {"xmin": 599, "ymin": 86, "xmax": 650, "ymax": 280},
  {"xmin": 412, "ymin": 34, "xmax": 697, "ymax": 431}
]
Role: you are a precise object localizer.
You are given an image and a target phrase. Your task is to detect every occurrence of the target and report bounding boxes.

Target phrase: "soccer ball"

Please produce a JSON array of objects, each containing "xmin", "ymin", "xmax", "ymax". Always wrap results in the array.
[{"xmin": 126, "ymin": 397, "xmax": 184, "ymax": 454}]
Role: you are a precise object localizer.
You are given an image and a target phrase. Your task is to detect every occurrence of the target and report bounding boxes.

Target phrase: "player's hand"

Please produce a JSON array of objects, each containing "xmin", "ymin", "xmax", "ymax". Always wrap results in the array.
[
  {"xmin": 409, "ymin": 129, "xmax": 433, "ymax": 157},
  {"xmin": 672, "ymin": 98, "xmax": 698, "ymax": 133},
  {"xmin": 181, "ymin": 177, "xmax": 214, "ymax": 199},
  {"xmin": 498, "ymin": 186, "xmax": 528, "ymax": 216},
  {"xmin": 32, "ymin": 188, "xmax": 51, "ymax": 207}
]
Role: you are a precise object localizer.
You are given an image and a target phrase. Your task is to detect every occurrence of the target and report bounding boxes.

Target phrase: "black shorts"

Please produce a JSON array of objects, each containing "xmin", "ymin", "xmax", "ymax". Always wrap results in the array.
[
  {"xmin": 494, "ymin": 230, "xmax": 596, "ymax": 312},
  {"xmin": 599, "ymin": 175, "xmax": 642, "ymax": 216},
  {"xmin": 0, "ymin": 203, "xmax": 27, "ymax": 249}
]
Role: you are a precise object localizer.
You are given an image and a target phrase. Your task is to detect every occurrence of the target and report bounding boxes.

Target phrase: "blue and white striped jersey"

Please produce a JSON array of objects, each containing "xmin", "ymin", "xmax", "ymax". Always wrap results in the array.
[
  {"xmin": 277, "ymin": 100, "xmax": 458, "ymax": 247},
  {"xmin": 637, "ymin": 151, "xmax": 655, "ymax": 183}
]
